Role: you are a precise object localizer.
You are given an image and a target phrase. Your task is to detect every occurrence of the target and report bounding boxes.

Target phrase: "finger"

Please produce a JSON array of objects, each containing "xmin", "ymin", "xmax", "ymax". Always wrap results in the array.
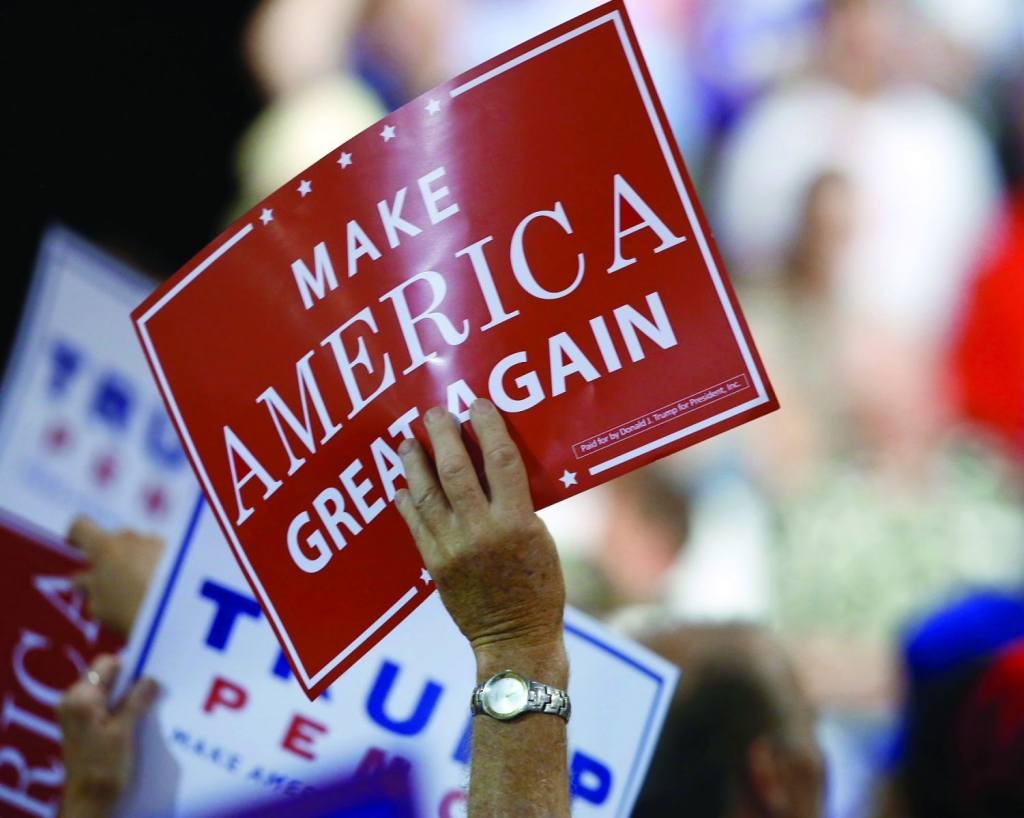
[
  {"xmin": 424, "ymin": 406, "xmax": 487, "ymax": 519},
  {"xmin": 470, "ymin": 399, "xmax": 532, "ymax": 512},
  {"xmin": 69, "ymin": 571, "xmax": 97, "ymax": 621},
  {"xmin": 115, "ymin": 677, "xmax": 159, "ymax": 725},
  {"xmin": 395, "ymin": 488, "xmax": 441, "ymax": 565},
  {"xmin": 69, "ymin": 570, "xmax": 92, "ymax": 595},
  {"xmin": 58, "ymin": 654, "xmax": 120, "ymax": 722},
  {"xmin": 398, "ymin": 436, "xmax": 450, "ymax": 533},
  {"xmin": 87, "ymin": 654, "xmax": 121, "ymax": 691},
  {"xmin": 66, "ymin": 516, "xmax": 105, "ymax": 560}
]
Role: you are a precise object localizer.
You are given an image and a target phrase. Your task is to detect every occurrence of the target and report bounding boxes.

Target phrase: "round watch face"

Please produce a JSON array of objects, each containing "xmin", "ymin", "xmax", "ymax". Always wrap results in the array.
[{"xmin": 483, "ymin": 673, "xmax": 529, "ymax": 718}]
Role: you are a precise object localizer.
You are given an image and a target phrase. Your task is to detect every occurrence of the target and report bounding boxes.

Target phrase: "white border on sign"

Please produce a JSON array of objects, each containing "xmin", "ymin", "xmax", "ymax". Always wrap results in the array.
[
  {"xmin": 138, "ymin": 261, "xmax": 417, "ymax": 689},
  {"xmin": 136, "ymin": 7, "xmax": 769, "ymax": 688}
]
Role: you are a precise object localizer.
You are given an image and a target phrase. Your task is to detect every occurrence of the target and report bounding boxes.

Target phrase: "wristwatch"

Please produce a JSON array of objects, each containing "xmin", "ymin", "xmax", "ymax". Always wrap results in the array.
[{"xmin": 471, "ymin": 670, "xmax": 571, "ymax": 722}]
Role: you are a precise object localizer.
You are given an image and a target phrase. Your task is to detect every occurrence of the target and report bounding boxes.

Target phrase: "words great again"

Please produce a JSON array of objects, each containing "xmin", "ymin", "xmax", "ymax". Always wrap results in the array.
[{"xmin": 223, "ymin": 170, "xmax": 688, "ymax": 573}]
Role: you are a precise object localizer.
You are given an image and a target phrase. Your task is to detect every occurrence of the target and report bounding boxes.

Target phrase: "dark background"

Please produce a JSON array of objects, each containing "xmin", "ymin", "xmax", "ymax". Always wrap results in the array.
[{"xmin": 2, "ymin": 1, "xmax": 262, "ymax": 372}]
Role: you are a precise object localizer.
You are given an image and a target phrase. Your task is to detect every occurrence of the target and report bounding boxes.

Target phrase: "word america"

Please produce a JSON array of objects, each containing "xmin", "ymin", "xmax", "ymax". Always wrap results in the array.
[{"xmin": 225, "ymin": 173, "xmax": 687, "ymax": 546}]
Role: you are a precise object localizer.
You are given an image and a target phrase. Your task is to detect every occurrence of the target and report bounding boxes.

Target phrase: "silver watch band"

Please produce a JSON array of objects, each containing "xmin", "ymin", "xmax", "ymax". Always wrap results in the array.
[
  {"xmin": 471, "ymin": 671, "xmax": 571, "ymax": 723},
  {"xmin": 524, "ymin": 679, "xmax": 572, "ymax": 722}
]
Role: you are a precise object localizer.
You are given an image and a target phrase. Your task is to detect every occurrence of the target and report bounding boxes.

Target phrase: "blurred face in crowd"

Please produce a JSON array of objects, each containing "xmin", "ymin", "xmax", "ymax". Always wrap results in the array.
[
  {"xmin": 637, "ymin": 626, "xmax": 826, "ymax": 818},
  {"xmin": 822, "ymin": 0, "xmax": 901, "ymax": 94},
  {"xmin": 790, "ymin": 171, "xmax": 855, "ymax": 295},
  {"xmin": 750, "ymin": 636, "xmax": 826, "ymax": 818}
]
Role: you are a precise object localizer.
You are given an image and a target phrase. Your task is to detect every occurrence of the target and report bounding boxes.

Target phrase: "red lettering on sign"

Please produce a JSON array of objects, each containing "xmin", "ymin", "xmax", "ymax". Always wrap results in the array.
[
  {"xmin": 202, "ymin": 677, "xmax": 248, "ymax": 715},
  {"xmin": 281, "ymin": 714, "xmax": 328, "ymax": 760}
]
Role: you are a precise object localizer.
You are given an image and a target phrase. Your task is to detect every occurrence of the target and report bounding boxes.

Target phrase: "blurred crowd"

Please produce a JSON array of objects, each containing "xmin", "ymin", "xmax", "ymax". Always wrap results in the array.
[
  {"xmin": 18, "ymin": 0, "xmax": 1024, "ymax": 816},
  {"xmin": 299, "ymin": 0, "xmax": 1024, "ymax": 814}
]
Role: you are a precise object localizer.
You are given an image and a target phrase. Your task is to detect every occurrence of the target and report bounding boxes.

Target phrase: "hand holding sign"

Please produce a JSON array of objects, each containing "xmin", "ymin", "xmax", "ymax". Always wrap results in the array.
[
  {"xmin": 396, "ymin": 398, "xmax": 571, "ymax": 818},
  {"xmin": 133, "ymin": 0, "xmax": 776, "ymax": 697},
  {"xmin": 396, "ymin": 400, "xmax": 567, "ymax": 673},
  {"xmin": 56, "ymin": 655, "xmax": 158, "ymax": 818}
]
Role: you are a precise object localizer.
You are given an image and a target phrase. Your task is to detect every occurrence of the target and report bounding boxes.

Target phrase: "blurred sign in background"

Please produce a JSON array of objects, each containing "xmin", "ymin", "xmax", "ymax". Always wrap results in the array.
[
  {"xmin": 113, "ymin": 498, "xmax": 678, "ymax": 818},
  {"xmin": 0, "ymin": 228, "xmax": 200, "ymax": 543}
]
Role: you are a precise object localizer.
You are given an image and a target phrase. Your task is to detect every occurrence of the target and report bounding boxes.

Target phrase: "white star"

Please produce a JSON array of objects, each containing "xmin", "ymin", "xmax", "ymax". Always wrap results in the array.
[
  {"xmin": 297, "ymin": 179, "xmax": 312, "ymax": 197},
  {"xmin": 425, "ymin": 98, "xmax": 441, "ymax": 115},
  {"xmin": 559, "ymin": 470, "xmax": 577, "ymax": 489},
  {"xmin": 380, "ymin": 124, "xmax": 396, "ymax": 142},
  {"xmin": 259, "ymin": 208, "xmax": 273, "ymax": 225},
  {"xmin": 420, "ymin": 567, "xmax": 432, "ymax": 585},
  {"xmin": 337, "ymin": 151, "xmax": 352, "ymax": 168}
]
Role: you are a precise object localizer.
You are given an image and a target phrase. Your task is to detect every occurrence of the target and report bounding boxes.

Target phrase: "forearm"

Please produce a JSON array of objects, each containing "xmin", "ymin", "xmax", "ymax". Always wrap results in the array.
[
  {"xmin": 58, "ymin": 789, "xmax": 118, "ymax": 818},
  {"xmin": 468, "ymin": 639, "xmax": 571, "ymax": 818}
]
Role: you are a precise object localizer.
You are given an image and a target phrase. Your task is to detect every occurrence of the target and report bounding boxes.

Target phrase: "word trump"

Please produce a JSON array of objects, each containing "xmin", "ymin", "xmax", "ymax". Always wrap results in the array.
[{"xmin": 196, "ymin": 578, "xmax": 614, "ymax": 808}]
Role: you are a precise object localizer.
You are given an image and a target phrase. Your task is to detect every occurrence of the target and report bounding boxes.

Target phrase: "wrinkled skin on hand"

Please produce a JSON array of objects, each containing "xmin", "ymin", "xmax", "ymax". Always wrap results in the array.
[
  {"xmin": 395, "ymin": 400, "xmax": 572, "ymax": 818},
  {"xmin": 395, "ymin": 400, "xmax": 566, "ymax": 668},
  {"xmin": 57, "ymin": 655, "xmax": 158, "ymax": 818},
  {"xmin": 66, "ymin": 519, "xmax": 164, "ymax": 638}
]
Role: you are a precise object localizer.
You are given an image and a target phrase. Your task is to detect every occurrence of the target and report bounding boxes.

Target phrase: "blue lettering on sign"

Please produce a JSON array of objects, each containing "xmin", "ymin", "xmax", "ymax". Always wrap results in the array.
[
  {"xmin": 271, "ymin": 650, "xmax": 292, "ymax": 680},
  {"xmin": 48, "ymin": 340, "xmax": 84, "ymax": 398},
  {"xmin": 90, "ymin": 372, "xmax": 136, "ymax": 431},
  {"xmin": 571, "ymin": 751, "xmax": 612, "ymax": 805},
  {"xmin": 365, "ymin": 660, "xmax": 443, "ymax": 737},
  {"xmin": 144, "ymin": 409, "xmax": 186, "ymax": 469},
  {"xmin": 187, "ymin": 577, "xmax": 618, "ymax": 795},
  {"xmin": 200, "ymin": 580, "xmax": 262, "ymax": 650},
  {"xmin": 452, "ymin": 714, "xmax": 473, "ymax": 765}
]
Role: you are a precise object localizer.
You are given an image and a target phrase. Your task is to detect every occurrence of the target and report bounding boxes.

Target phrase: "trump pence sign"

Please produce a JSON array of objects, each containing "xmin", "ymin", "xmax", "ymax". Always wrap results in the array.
[{"xmin": 133, "ymin": 0, "xmax": 776, "ymax": 698}]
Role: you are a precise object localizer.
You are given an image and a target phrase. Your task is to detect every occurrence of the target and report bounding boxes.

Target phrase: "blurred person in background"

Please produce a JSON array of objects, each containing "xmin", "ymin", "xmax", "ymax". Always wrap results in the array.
[
  {"xmin": 686, "ymin": 2, "xmax": 1024, "ymax": 813},
  {"xmin": 230, "ymin": 0, "xmax": 385, "ymax": 215},
  {"xmin": 710, "ymin": 0, "xmax": 1023, "ymax": 710},
  {"xmin": 549, "ymin": 460, "xmax": 691, "ymax": 621},
  {"xmin": 948, "ymin": 75, "xmax": 1024, "ymax": 467},
  {"xmin": 353, "ymin": 0, "xmax": 467, "ymax": 111},
  {"xmin": 872, "ymin": 591, "xmax": 1024, "ymax": 818},
  {"xmin": 948, "ymin": 181, "xmax": 1024, "ymax": 468},
  {"xmin": 686, "ymin": 0, "xmax": 821, "ymax": 142},
  {"xmin": 716, "ymin": 0, "xmax": 1000, "ymax": 339},
  {"xmin": 634, "ymin": 623, "xmax": 825, "ymax": 817},
  {"xmin": 451, "ymin": 0, "xmax": 711, "ymax": 171}
]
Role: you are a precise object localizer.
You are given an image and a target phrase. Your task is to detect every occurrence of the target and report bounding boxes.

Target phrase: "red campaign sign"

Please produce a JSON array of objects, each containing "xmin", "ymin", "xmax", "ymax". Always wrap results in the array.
[
  {"xmin": 0, "ymin": 513, "xmax": 124, "ymax": 816},
  {"xmin": 133, "ymin": 0, "xmax": 777, "ymax": 699}
]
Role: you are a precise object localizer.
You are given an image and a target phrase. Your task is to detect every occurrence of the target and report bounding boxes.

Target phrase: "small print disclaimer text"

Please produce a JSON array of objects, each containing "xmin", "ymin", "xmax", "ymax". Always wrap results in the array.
[{"xmin": 572, "ymin": 375, "xmax": 751, "ymax": 458}]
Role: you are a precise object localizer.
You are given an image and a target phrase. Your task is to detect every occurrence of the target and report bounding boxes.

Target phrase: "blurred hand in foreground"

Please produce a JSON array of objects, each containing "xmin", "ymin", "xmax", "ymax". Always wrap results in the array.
[
  {"xmin": 57, "ymin": 655, "xmax": 158, "ymax": 818},
  {"xmin": 66, "ymin": 518, "xmax": 164, "ymax": 638}
]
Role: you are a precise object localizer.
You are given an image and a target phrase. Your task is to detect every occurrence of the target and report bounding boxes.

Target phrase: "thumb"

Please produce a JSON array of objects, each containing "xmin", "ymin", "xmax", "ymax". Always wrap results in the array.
[
  {"xmin": 114, "ymin": 677, "xmax": 159, "ymax": 725},
  {"xmin": 67, "ymin": 516, "xmax": 109, "ymax": 562}
]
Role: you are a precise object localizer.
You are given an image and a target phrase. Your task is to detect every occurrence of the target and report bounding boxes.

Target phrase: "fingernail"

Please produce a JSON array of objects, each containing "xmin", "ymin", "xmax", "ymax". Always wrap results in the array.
[
  {"xmin": 398, "ymin": 438, "xmax": 415, "ymax": 456},
  {"xmin": 425, "ymin": 406, "xmax": 446, "ymax": 423},
  {"xmin": 395, "ymin": 488, "xmax": 410, "ymax": 504},
  {"xmin": 472, "ymin": 398, "xmax": 494, "ymax": 414}
]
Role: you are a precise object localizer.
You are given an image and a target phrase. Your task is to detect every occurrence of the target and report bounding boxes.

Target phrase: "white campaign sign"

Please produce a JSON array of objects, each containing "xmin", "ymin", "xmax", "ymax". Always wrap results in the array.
[
  {"xmin": 0, "ymin": 227, "xmax": 199, "ymax": 542},
  {"xmin": 114, "ymin": 497, "xmax": 678, "ymax": 817}
]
